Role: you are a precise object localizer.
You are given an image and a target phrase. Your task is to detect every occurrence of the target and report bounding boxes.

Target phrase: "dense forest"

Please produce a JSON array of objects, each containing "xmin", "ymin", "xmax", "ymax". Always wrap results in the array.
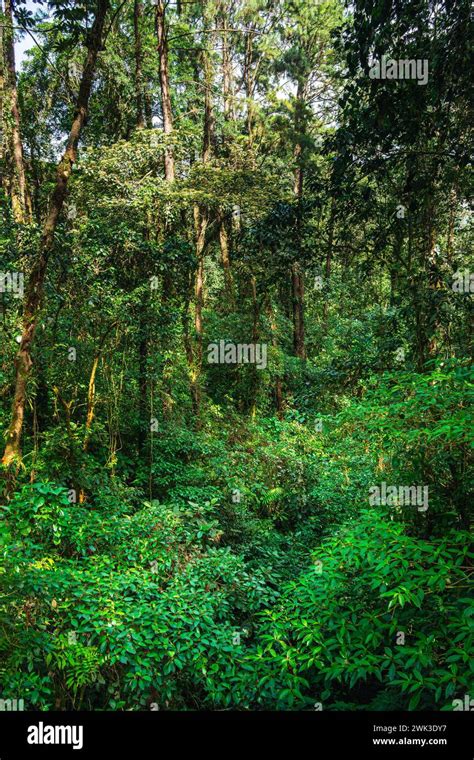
[{"xmin": 0, "ymin": 0, "xmax": 472, "ymax": 714}]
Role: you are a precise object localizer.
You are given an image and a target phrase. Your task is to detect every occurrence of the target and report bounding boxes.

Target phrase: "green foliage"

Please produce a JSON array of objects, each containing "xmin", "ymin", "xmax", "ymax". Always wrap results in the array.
[
  {"xmin": 1, "ymin": 365, "xmax": 471, "ymax": 709},
  {"xmin": 0, "ymin": 0, "xmax": 471, "ymax": 715},
  {"xmin": 225, "ymin": 510, "xmax": 473, "ymax": 710}
]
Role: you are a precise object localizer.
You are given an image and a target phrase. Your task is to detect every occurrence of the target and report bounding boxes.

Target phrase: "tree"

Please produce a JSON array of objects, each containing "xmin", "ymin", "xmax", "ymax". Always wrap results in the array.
[
  {"xmin": 2, "ymin": 0, "xmax": 110, "ymax": 468},
  {"xmin": 1, "ymin": 0, "xmax": 32, "ymax": 222}
]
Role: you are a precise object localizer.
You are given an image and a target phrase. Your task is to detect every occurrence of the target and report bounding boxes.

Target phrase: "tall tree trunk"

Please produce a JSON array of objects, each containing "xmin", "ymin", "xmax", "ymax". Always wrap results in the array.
[
  {"xmin": 133, "ymin": 0, "xmax": 145, "ymax": 128},
  {"xmin": 217, "ymin": 6, "xmax": 235, "ymax": 306},
  {"xmin": 144, "ymin": 87, "xmax": 153, "ymax": 129},
  {"xmin": 0, "ymin": 1, "xmax": 5, "ymax": 192},
  {"xmin": 3, "ymin": 0, "xmax": 32, "ymax": 222},
  {"xmin": 189, "ymin": 24, "xmax": 214, "ymax": 418},
  {"xmin": 244, "ymin": 30, "xmax": 255, "ymax": 145},
  {"xmin": 247, "ymin": 275, "xmax": 259, "ymax": 417},
  {"xmin": 78, "ymin": 354, "xmax": 100, "ymax": 504},
  {"xmin": 292, "ymin": 164, "xmax": 305, "ymax": 357},
  {"xmin": 446, "ymin": 187, "xmax": 456, "ymax": 264},
  {"xmin": 292, "ymin": 81, "xmax": 306, "ymax": 359},
  {"xmin": 221, "ymin": 8, "xmax": 234, "ymax": 121},
  {"xmin": 2, "ymin": 0, "xmax": 110, "ymax": 469},
  {"xmin": 83, "ymin": 356, "xmax": 100, "ymax": 454},
  {"xmin": 323, "ymin": 197, "xmax": 335, "ymax": 330},
  {"xmin": 390, "ymin": 217, "xmax": 403, "ymax": 307},
  {"xmin": 138, "ymin": 316, "xmax": 148, "ymax": 452},
  {"xmin": 155, "ymin": 0, "xmax": 175, "ymax": 181},
  {"xmin": 292, "ymin": 262, "xmax": 305, "ymax": 358},
  {"xmin": 267, "ymin": 297, "xmax": 283, "ymax": 419},
  {"xmin": 202, "ymin": 41, "xmax": 214, "ymax": 164},
  {"xmin": 412, "ymin": 274, "xmax": 426, "ymax": 371},
  {"xmin": 193, "ymin": 204, "xmax": 207, "ymax": 367},
  {"xmin": 217, "ymin": 209, "xmax": 235, "ymax": 305},
  {"xmin": 426, "ymin": 223, "xmax": 441, "ymax": 361},
  {"xmin": 154, "ymin": 1, "xmax": 175, "ymax": 423}
]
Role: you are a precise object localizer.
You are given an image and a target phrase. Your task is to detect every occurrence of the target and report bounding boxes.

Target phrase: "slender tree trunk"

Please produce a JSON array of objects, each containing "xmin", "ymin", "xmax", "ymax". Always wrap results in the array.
[
  {"xmin": 292, "ymin": 262, "xmax": 305, "ymax": 358},
  {"xmin": 193, "ymin": 204, "xmax": 207, "ymax": 369},
  {"xmin": 217, "ymin": 7, "xmax": 235, "ymax": 305},
  {"xmin": 323, "ymin": 197, "xmax": 335, "ymax": 330},
  {"xmin": 412, "ymin": 275, "xmax": 426, "ymax": 371},
  {"xmin": 292, "ymin": 162, "xmax": 305, "ymax": 358},
  {"xmin": 144, "ymin": 87, "xmax": 153, "ymax": 129},
  {"xmin": 267, "ymin": 297, "xmax": 283, "ymax": 419},
  {"xmin": 2, "ymin": 0, "xmax": 110, "ymax": 469},
  {"xmin": 244, "ymin": 30, "xmax": 254, "ymax": 144},
  {"xmin": 217, "ymin": 209, "xmax": 235, "ymax": 305},
  {"xmin": 221, "ymin": 9, "xmax": 234, "ymax": 121},
  {"xmin": 155, "ymin": 0, "xmax": 175, "ymax": 181},
  {"xmin": 182, "ymin": 293, "xmax": 194, "ymax": 370},
  {"xmin": 138, "ymin": 317, "xmax": 147, "ymax": 452},
  {"xmin": 189, "ymin": 25, "xmax": 214, "ymax": 419},
  {"xmin": 154, "ymin": 1, "xmax": 175, "ymax": 423},
  {"xmin": 248, "ymin": 275, "xmax": 259, "ymax": 417},
  {"xmin": 390, "ymin": 219, "xmax": 403, "ymax": 307},
  {"xmin": 133, "ymin": 0, "xmax": 145, "ymax": 129},
  {"xmin": 0, "ymin": 1, "xmax": 5, "ymax": 192},
  {"xmin": 292, "ymin": 81, "xmax": 306, "ymax": 359},
  {"xmin": 202, "ymin": 42, "xmax": 214, "ymax": 164},
  {"xmin": 3, "ymin": 0, "xmax": 32, "ymax": 222},
  {"xmin": 446, "ymin": 187, "xmax": 456, "ymax": 263},
  {"xmin": 83, "ymin": 355, "xmax": 100, "ymax": 453},
  {"xmin": 78, "ymin": 354, "xmax": 100, "ymax": 504},
  {"xmin": 182, "ymin": 291, "xmax": 200, "ymax": 416},
  {"xmin": 426, "ymin": 224, "xmax": 441, "ymax": 361}
]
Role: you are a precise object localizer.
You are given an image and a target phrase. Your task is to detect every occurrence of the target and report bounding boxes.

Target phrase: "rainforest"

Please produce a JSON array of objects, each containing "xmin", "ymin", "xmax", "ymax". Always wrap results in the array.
[{"xmin": 0, "ymin": 0, "xmax": 472, "ymax": 714}]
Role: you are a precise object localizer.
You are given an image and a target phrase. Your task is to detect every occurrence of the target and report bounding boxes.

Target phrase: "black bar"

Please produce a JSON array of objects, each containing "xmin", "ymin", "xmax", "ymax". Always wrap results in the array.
[{"xmin": 0, "ymin": 711, "xmax": 472, "ymax": 758}]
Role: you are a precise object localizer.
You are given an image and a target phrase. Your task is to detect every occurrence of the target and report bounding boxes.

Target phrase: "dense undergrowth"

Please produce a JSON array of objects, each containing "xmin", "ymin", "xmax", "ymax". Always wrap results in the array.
[{"xmin": 1, "ymin": 363, "xmax": 472, "ymax": 710}]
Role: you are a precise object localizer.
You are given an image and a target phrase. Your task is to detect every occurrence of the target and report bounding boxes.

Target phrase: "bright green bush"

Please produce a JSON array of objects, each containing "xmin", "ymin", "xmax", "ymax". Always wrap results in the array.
[{"xmin": 220, "ymin": 509, "xmax": 473, "ymax": 710}]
